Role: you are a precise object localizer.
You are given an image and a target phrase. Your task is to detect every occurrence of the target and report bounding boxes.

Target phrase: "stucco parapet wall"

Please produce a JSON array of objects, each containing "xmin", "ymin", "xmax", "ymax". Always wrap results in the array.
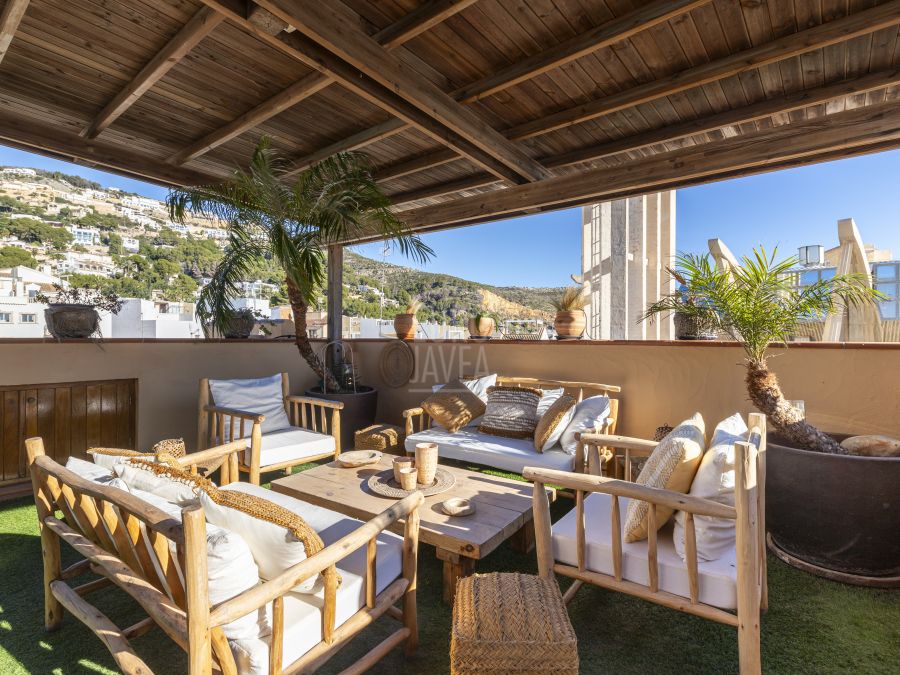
[{"xmin": 1, "ymin": 338, "xmax": 899, "ymax": 350}]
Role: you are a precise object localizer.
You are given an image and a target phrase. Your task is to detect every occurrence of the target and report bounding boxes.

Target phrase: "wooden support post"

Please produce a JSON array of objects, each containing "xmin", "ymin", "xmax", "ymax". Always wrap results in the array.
[
  {"xmin": 531, "ymin": 480, "xmax": 554, "ymax": 580},
  {"xmin": 26, "ymin": 437, "xmax": 64, "ymax": 630},
  {"xmin": 403, "ymin": 504, "xmax": 420, "ymax": 654},
  {"xmin": 327, "ymin": 245, "xmax": 343, "ymax": 342},
  {"xmin": 734, "ymin": 440, "xmax": 762, "ymax": 675},
  {"xmin": 435, "ymin": 548, "xmax": 475, "ymax": 605},
  {"xmin": 183, "ymin": 504, "xmax": 212, "ymax": 675}
]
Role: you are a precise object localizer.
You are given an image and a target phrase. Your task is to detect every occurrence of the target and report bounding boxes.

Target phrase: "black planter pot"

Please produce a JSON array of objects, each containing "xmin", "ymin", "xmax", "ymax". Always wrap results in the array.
[
  {"xmin": 673, "ymin": 312, "xmax": 718, "ymax": 340},
  {"xmin": 223, "ymin": 312, "xmax": 256, "ymax": 339},
  {"xmin": 44, "ymin": 304, "xmax": 99, "ymax": 339},
  {"xmin": 766, "ymin": 433, "xmax": 900, "ymax": 587},
  {"xmin": 305, "ymin": 386, "xmax": 378, "ymax": 451}
]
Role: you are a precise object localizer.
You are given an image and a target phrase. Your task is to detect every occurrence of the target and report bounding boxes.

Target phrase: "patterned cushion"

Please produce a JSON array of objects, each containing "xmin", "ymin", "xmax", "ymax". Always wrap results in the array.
[
  {"xmin": 422, "ymin": 380, "xmax": 487, "ymax": 433},
  {"xmin": 478, "ymin": 386, "xmax": 542, "ymax": 439},
  {"xmin": 623, "ymin": 413, "xmax": 706, "ymax": 543},
  {"xmin": 533, "ymin": 395, "xmax": 577, "ymax": 452}
]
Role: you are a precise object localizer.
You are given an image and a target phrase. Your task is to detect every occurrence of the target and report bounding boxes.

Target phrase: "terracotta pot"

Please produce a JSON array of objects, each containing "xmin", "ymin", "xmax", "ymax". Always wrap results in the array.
[
  {"xmin": 767, "ymin": 432, "xmax": 900, "ymax": 587},
  {"xmin": 467, "ymin": 316, "xmax": 495, "ymax": 338},
  {"xmin": 44, "ymin": 304, "xmax": 99, "ymax": 339},
  {"xmin": 554, "ymin": 310, "xmax": 586, "ymax": 339},
  {"xmin": 393, "ymin": 313, "xmax": 417, "ymax": 340}
]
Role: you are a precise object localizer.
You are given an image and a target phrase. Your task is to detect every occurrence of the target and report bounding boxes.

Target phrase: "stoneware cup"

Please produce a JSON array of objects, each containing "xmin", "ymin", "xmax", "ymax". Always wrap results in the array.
[
  {"xmin": 393, "ymin": 456, "xmax": 414, "ymax": 483},
  {"xmin": 399, "ymin": 467, "xmax": 418, "ymax": 491},
  {"xmin": 415, "ymin": 442, "xmax": 438, "ymax": 485}
]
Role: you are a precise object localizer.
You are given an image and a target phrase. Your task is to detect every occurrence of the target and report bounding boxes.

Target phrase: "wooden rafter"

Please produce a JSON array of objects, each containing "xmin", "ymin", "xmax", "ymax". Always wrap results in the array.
[
  {"xmin": 390, "ymin": 172, "xmax": 496, "ymax": 206},
  {"xmin": 0, "ymin": 110, "xmax": 220, "ymax": 187},
  {"xmin": 393, "ymin": 102, "xmax": 900, "ymax": 233},
  {"xmin": 171, "ymin": 0, "xmax": 479, "ymax": 166},
  {"xmin": 285, "ymin": 119, "xmax": 408, "ymax": 177},
  {"xmin": 199, "ymin": 0, "xmax": 529, "ymax": 185},
  {"xmin": 256, "ymin": 0, "xmax": 548, "ymax": 183},
  {"xmin": 375, "ymin": 148, "xmax": 460, "ymax": 182},
  {"xmin": 541, "ymin": 68, "xmax": 900, "ymax": 169},
  {"xmin": 0, "ymin": 0, "xmax": 29, "ymax": 66},
  {"xmin": 291, "ymin": 0, "xmax": 707, "ymax": 174},
  {"xmin": 505, "ymin": 1, "xmax": 900, "ymax": 141},
  {"xmin": 82, "ymin": 6, "xmax": 224, "ymax": 139}
]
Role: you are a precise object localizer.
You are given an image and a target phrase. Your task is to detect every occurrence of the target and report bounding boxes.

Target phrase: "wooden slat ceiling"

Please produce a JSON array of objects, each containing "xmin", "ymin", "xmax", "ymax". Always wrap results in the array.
[{"xmin": 0, "ymin": 0, "xmax": 899, "ymax": 237}]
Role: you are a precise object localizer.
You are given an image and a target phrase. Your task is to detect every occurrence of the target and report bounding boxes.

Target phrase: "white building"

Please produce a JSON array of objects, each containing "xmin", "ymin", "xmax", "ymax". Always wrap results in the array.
[
  {"xmin": 67, "ymin": 225, "xmax": 102, "ymax": 246},
  {"xmin": 56, "ymin": 251, "xmax": 117, "ymax": 277},
  {"xmin": 1, "ymin": 167, "xmax": 36, "ymax": 177},
  {"xmin": 121, "ymin": 195, "xmax": 160, "ymax": 212},
  {"xmin": 0, "ymin": 266, "xmax": 59, "ymax": 338},
  {"xmin": 110, "ymin": 298, "xmax": 202, "ymax": 338},
  {"xmin": 122, "ymin": 236, "xmax": 140, "ymax": 252},
  {"xmin": 204, "ymin": 228, "xmax": 229, "ymax": 240}
]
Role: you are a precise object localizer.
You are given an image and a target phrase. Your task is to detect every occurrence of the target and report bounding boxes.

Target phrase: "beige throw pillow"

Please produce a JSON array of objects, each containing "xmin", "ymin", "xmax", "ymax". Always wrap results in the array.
[
  {"xmin": 533, "ymin": 395, "xmax": 577, "ymax": 452},
  {"xmin": 422, "ymin": 380, "xmax": 487, "ymax": 433},
  {"xmin": 623, "ymin": 413, "xmax": 706, "ymax": 543},
  {"xmin": 478, "ymin": 386, "xmax": 542, "ymax": 439}
]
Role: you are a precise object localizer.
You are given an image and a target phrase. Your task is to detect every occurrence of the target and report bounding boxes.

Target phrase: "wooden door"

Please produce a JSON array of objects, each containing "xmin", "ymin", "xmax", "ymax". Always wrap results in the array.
[{"xmin": 0, "ymin": 379, "xmax": 137, "ymax": 488}]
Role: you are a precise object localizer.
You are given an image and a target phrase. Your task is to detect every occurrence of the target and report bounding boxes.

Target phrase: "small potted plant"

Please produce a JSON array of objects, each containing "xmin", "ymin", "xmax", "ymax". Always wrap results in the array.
[
  {"xmin": 394, "ymin": 299, "xmax": 422, "ymax": 340},
  {"xmin": 36, "ymin": 283, "xmax": 123, "ymax": 339},
  {"xmin": 649, "ymin": 262, "xmax": 720, "ymax": 339},
  {"xmin": 468, "ymin": 311, "xmax": 495, "ymax": 339},
  {"xmin": 552, "ymin": 287, "xmax": 589, "ymax": 339},
  {"xmin": 220, "ymin": 308, "xmax": 271, "ymax": 339}
]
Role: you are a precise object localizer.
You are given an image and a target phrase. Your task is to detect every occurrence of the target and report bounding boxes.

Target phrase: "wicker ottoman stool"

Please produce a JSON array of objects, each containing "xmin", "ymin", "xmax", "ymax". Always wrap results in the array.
[
  {"xmin": 451, "ymin": 572, "xmax": 578, "ymax": 674},
  {"xmin": 354, "ymin": 423, "xmax": 405, "ymax": 454}
]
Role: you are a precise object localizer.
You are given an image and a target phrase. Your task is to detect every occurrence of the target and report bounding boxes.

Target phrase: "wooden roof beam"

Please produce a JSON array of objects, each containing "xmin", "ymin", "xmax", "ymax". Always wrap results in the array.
[
  {"xmin": 397, "ymin": 101, "xmax": 900, "ymax": 232},
  {"xmin": 293, "ymin": 0, "xmax": 714, "ymax": 178},
  {"xmin": 541, "ymin": 68, "xmax": 900, "ymax": 169},
  {"xmin": 0, "ymin": 0, "xmax": 29, "ymax": 66},
  {"xmin": 171, "ymin": 0, "xmax": 479, "ymax": 166},
  {"xmin": 82, "ymin": 6, "xmax": 223, "ymax": 140},
  {"xmin": 389, "ymin": 172, "xmax": 497, "ymax": 206},
  {"xmin": 375, "ymin": 147, "xmax": 460, "ymax": 182},
  {"xmin": 256, "ymin": 0, "xmax": 548, "ymax": 183},
  {"xmin": 0, "ymin": 110, "xmax": 220, "ymax": 187},
  {"xmin": 200, "ymin": 0, "xmax": 527, "ymax": 184},
  {"xmin": 505, "ymin": 1, "xmax": 900, "ymax": 141},
  {"xmin": 453, "ymin": 0, "xmax": 713, "ymax": 103}
]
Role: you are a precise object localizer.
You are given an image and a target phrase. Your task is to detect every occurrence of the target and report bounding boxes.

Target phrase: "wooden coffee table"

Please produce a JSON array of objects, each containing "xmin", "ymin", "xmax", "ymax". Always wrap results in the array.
[{"xmin": 271, "ymin": 457, "xmax": 556, "ymax": 604}]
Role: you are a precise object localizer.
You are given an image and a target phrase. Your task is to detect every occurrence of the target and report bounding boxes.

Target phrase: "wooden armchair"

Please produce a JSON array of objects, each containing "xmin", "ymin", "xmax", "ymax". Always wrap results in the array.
[
  {"xmin": 524, "ymin": 413, "xmax": 768, "ymax": 674},
  {"xmin": 26, "ymin": 436, "xmax": 422, "ymax": 674},
  {"xmin": 198, "ymin": 372, "xmax": 342, "ymax": 484}
]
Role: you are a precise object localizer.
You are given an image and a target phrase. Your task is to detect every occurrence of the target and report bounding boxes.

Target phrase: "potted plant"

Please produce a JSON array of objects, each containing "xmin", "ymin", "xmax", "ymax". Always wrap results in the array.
[
  {"xmin": 168, "ymin": 138, "xmax": 433, "ymax": 443},
  {"xmin": 644, "ymin": 249, "xmax": 898, "ymax": 585},
  {"xmin": 394, "ymin": 299, "xmax": 422, "ymax": 340},
  {"xmin": 551, "ymin": 286, "xmax": 589, "ymax": 339},
  {"xmin": 468, "ymin": 311, "xmax": 495, "ymax": 339},
  {"xmin": 218, "ymin": 308, "xmax": 271, "ymax": 339},
  {"xmin": 36, "ymin": 283, "xmax": 123, "ymax": 339},
  {"xmin": 658, "ymin": 264, "xmax": 720, "ymax": 339}
]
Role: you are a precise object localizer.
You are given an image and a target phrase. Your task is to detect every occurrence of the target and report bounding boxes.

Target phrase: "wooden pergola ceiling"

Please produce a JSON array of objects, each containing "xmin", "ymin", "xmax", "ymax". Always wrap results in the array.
[{"xmin": 0, "ymin": 0, "xmax": 899, "ymax": 239}]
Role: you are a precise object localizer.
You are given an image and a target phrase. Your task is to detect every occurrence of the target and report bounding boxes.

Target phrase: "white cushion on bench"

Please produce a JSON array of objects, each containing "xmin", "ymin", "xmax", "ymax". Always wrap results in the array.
[
  {"xmin": 405, "ymin": 427, "xmax": 576, "ymax": 474},
  {"xmin": 241, "ymin": 426, "xmax": 336, "ymax": 467},
  {"xmin": 552, "ymin": 492, "xmax": 738, "ymax": 610},
  {"xmin": 224, "ymin": 483, "xmax": 404, "ymax": 674}
]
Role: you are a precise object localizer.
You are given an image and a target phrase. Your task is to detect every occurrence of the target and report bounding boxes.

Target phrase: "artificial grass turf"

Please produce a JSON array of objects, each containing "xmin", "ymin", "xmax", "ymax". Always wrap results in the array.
[{"xmin": 1, "ymin": 465, "xmax": 898, "ymax": 674}]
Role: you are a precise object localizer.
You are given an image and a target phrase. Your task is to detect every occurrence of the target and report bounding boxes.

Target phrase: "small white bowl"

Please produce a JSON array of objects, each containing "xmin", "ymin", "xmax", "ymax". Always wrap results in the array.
[{"xmin": 442, "ymin": 497, "xmax": 476, "ymax": 517}]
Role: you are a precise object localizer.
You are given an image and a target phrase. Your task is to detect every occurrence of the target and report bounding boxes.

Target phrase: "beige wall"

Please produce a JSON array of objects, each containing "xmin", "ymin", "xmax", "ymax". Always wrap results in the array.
[{"xmin": 1, "ymin": 339, "xmax": 898, "ymax": 450}]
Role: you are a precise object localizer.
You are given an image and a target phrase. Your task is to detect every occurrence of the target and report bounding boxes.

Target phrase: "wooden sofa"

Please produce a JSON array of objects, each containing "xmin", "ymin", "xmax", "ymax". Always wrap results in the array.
[
  {"xmin": 524, "ymin": 413, "xmax": 768, "ymax": 674},
  {"xmin": 198, "ymin": 372, "xmax": 342, "ymax": 485},
  {"xmin": 403, "ymin": 376, "xmax": 621, "ymax": 475},
  {"xmin": 26, "ymin": 437, "xmax": 422, "ymax": 674}
]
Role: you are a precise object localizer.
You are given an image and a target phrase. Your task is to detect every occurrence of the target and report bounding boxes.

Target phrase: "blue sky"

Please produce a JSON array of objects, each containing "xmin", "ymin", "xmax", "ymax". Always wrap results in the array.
[{"xmin": 3, "ymin": 144, "xmax": 899, "ymax": 287}]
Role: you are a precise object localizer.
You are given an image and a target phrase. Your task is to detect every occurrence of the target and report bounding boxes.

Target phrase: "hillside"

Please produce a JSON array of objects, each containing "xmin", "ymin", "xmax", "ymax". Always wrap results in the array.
[{"xmin": 343, "ymin": 251, "xmax": 562, "ymax": 324}]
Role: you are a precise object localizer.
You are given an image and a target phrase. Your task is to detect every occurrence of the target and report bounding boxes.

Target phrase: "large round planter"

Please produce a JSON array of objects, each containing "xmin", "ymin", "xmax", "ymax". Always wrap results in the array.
[
  {"xmin": 673, "ymin": 312, "xmax": 718, "ymax": 340},
  {"xmin": 467, "ymin": 316, "xmax": 495, "ymax": 338},
  {"xmin": 554, "ymin": 310, "xmax": 586, "ymax": 339},
  {"xmin": 223, "ymin": 312, "xmax": 256, "ymax": 339},
  {"xmin": 44, "ymin": 304, "xmax": 99, "ymax": 339},
  {"xmin": 393, "ymin": 313, "xmax": 417, "ymax": 340},
  {"xmin": 306, "ymin": 385, "xmax": 378, "ymax": 451},
  {"xmin": 767, "ymin": 433, "xmax": 900, "ymax": 587}
]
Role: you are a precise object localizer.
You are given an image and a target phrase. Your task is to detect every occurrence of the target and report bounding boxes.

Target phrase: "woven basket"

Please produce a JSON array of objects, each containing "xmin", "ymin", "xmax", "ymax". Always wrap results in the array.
[
  {"xmin": 355, "ymin": 423, "xmax": 404, "ymax": 452},
  {"xmin": 451, "ymin": 572, "xmax": 578, "ymax": 675}
]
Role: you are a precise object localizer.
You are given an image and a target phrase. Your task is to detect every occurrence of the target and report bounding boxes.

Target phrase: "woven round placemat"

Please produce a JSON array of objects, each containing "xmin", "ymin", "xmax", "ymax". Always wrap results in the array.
[{"xmin": 368, "ymin": 467, "xmax": 455, "ymax": 498}]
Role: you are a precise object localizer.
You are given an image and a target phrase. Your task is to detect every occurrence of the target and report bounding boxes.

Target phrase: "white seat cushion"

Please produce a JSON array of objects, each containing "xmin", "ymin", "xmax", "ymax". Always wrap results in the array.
[
  {"xmin": 225, "ymin": 484, "xmax": 404, "ymax": 674},
  {"xmin": 405, "ymin": 427, "xmax": 576, "ymax": 474},
  {"xmin": 553, "ymin": 492, "xmax": 737, "ymax": 610},
  {"xmin": 243, "ymin": 426, "xmax": 336, "ymax": 467}
]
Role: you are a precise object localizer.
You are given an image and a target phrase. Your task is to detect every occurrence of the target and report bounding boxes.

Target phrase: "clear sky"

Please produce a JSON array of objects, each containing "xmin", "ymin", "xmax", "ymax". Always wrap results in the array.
[{"xmin": 3, "ymin": 144, "xmax": 899, "ymax": 287}]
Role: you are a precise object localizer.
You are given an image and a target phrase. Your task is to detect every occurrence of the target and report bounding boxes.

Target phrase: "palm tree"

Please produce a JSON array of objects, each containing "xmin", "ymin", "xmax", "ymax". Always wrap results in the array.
[
  {"xmin": 643, "ymin": 248, "xmax": 883, "ymax": 454},
  {"xmin": 168, "ymin": 138, "xmax": 433, "ymax": 391}
]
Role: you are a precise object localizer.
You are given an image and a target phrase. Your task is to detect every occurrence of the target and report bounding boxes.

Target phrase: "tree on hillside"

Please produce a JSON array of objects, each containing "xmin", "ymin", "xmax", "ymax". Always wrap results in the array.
[
  {"xmin": 0, "ymin": 246, "xmax": 37, "ymax": 268},
  {"xmin": 1, "ymin": 218, "xmax": 72, "ymax": 250}
]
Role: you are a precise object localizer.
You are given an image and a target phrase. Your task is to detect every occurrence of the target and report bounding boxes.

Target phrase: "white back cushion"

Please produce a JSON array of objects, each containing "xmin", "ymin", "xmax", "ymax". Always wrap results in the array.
[
  {"xmin": 65, "ymin": 456, "xmax": 130, "ymax": 491},
  {"xmin": 536, "ymin": 388, "xmax": 565, "ymax": 420},
  {"xmin": 559, "ymin": 395, "xmax": 611, "ymax": 455},
  {"xmin": 115, "ymin": 461, "xmax": 199, "ymax": 506},
  {"xmin": 209, "ymin": 374, "xmax": 292, "ymax": 435},
  {"xmin": 673, "ymin": 413, "xmax": 748, "ymax": 562}
]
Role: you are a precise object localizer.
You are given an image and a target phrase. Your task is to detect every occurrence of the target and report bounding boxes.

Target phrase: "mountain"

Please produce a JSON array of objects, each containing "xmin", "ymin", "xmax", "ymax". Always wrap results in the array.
[{"xmin": 343, "ymin": 251, "xmax": 563, "ymax": 325}]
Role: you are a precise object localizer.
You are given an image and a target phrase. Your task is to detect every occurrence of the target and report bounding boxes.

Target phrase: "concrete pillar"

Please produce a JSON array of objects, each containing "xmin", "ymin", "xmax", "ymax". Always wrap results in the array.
[{"xmin": 581, "ymin": 190, "xmax": 676, "ymax": 341}]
